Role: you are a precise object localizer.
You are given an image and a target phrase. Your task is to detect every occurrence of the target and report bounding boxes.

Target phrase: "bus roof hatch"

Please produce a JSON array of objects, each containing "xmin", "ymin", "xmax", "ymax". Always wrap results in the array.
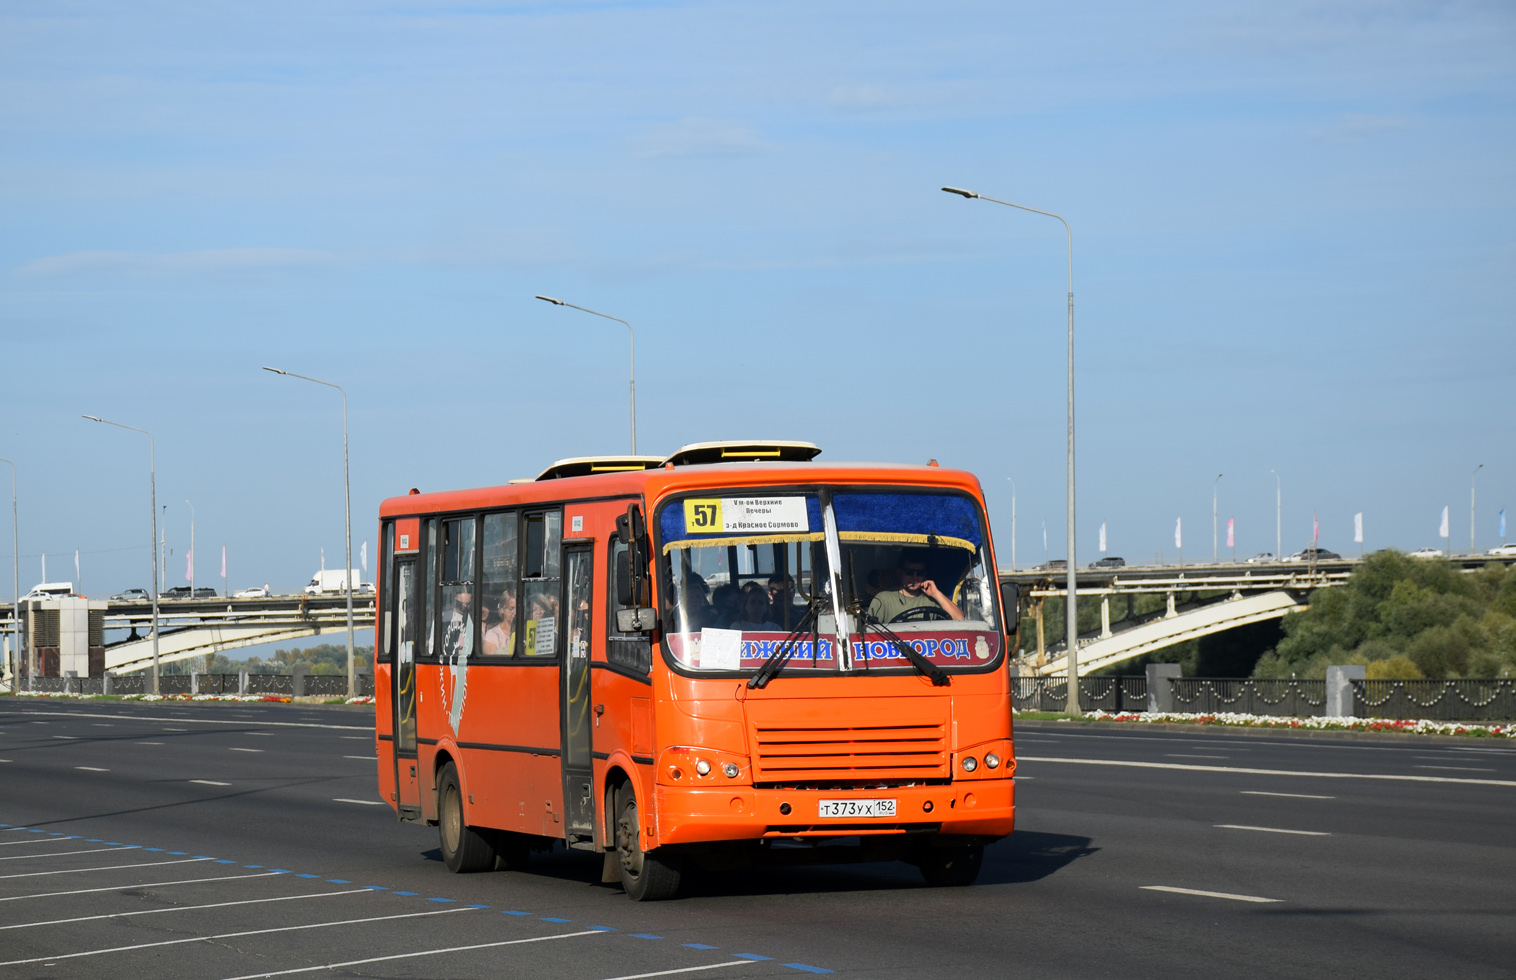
[
  {"xmin": 662, "ymin": 440, "xmax": 822, "ymax": 467},
  {"xmin": 535, "ymin": 456, "xmax": 666, "ymax": 481}
]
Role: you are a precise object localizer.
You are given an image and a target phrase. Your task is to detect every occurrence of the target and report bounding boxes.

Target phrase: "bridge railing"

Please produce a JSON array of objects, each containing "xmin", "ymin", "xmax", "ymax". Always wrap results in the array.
[
  {"xmin": 1013, "ymin": 676, "xmax": 1147, "ymax": 713},
  {"xmin": 1171, "ymin": 678, "xmax": 1328, "ymax": 717},
  {"xmin": 1356, "ymin": 679, "xmax": 1516, "ymax": 722},
  {"xmin": 15, "ymin": 672, "xmax": 375, "ymax": 698}
]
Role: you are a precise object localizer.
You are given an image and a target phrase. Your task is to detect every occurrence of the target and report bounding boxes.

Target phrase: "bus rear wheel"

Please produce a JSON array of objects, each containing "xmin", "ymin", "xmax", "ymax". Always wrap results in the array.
[
  {"xmin": 916, "ymin": 842, "xmax": 984, "ymax": 887},
  {"xmin": 437, "ymin": 762, "xmax": 494, "ymax": 873},
  {"xmin": 614, "ymin": 783, "xmax": 681, "ymax": 901}
]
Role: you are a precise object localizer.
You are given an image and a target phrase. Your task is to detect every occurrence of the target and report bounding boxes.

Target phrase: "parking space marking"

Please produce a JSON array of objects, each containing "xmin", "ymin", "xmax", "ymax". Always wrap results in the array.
[
  {"xmin": 0, "ymin": 905, "xmax": 477, "ymax": 966},
  {"xmin": 0, "ymin": 871, "xmax": 282, "ymax": 903},
  {"xmin": 192, "ymin": 780, "xmax": 231, "ymax": 786},
  {"xmin": 333, "ymin": 798, "xmax": 385, "ymax": 805},
  {"xmin": 0, "ymin": 845, "xmax": 136, "ymax": 861},
  {"xmin": 229, "ymin": 748, "xmax": 264, "ymax": 753},
  {"xmin": 0, "ymin": 836, "xmax": 81, "ymax": 847},
  {"xmin": 1141, "ymin": 885, "xmax": 1281, "ymax": 903},
  {"xmin": 215, "ymin": 928, "xmax": 610, "ymax": 980},
  {"xmin": 602, "ymin": 964, "xmax": 750, "ymax": 980},
  {"xmin": 1241, "ymin": 790, "xmax": 1335, "ymax": 800},
  {"xmin": 1215, "ymin": 824, "xmax": 1329, "ymax": 836},
  {"xmin": 75, "ymin": 766, "xmax": 110, "ymax": 772},
  {"xmin": 0, "ymin": 886, "xmax": 373, "ymax": 931},
  {"xmin": 0, "ymin": 856, "xmax": 211, "ymax": 880}
]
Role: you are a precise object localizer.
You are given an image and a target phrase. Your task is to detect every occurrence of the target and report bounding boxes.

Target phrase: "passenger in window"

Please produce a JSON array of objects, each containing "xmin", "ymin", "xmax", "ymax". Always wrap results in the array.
[
  {"xmin": 867, "ymin": 549, "xmax": 965, "ymax": 624},
  {"xmin": 679, "ymin": 573, "xmax": 713, "ymax": 631},
  {"xmin": 442, "ymin": 587, "xmax": 473, "ymax": 659},
  {"xmin": 767, "ymin": 572, "xmax": 800, "ymax": 625},
  {"xmin": 710, "ymin": 584, "xmax": 742, "ymax": 629},
  {"xmin": 728, "ymin": 586, "xmax": 782, "ymax": 631},
  {"xmin": 483, "ymin": 592, "xmax": 515, "ymax": 656}
]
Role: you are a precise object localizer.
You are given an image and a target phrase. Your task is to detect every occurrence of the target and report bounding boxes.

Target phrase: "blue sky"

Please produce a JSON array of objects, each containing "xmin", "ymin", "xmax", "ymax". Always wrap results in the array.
[{"xmin": 2, "ymin": 1, "xmax": 1513, "ymax": 614}]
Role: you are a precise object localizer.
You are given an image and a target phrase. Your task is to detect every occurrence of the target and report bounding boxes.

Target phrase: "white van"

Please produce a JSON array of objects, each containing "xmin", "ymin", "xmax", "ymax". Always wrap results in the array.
[
  {"xmin": 304, "ymin": 569, "xmax": 369, "ymax": 595},
  {"xmin": 21, "ymin": 582, "xmax": 76, "ymax": 601}
]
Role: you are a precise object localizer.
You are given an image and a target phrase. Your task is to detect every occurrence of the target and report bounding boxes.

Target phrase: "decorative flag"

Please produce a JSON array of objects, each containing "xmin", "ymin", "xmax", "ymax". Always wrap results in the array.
[
  {"xmin": 1041, "ymin": 521, "xmax": 1047, "ymax": 551},
  {"xmin": 41, "ymin": 553, "xmax": 45, "ymax": 582},
  {"xmin": 74, "ymin": 550, "xmax": 80, "ymax": 585},
  {"xmin": 220, "ymin": 545, "xmax": 227, "ymax": 579},
  {"xmin": 185, "ymin": 549, "xmax": 194, "ymax": 583},
  {"xmin": 1439, "ymin": 506, "xmax": 1450, "ymax": 539},
  {"xmin": 1501, "ymin": 508, "xmax": 1507, "ymax": 539},
  {"xmin": 361, "ymin": 540, "xmax": 369, "ymax": 574},
  {"xmin": 1226, "ymin": 518, "xmax": 1234, "ymax": 549},
  {"xmin": 1174, "ymin": 517, "xmax": 1182, "ymax": 549},
  {"xmin": 1098, "ymin": 523, "xmax": 1107, "ymax": 553},
  {"xmin": 1313, "ymin": 511, "xmax": 1319, "ymax": 544},
  {"xmin": 1354, "ymin": 512, "xmax": 1363, "ymax": 544}
]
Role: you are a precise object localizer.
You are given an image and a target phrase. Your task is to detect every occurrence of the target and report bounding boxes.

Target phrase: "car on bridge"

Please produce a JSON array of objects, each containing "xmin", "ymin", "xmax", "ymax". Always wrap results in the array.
[
  {"xmin": 1088, "ymin": 556, "xmax": 1125, "ymax": 569},
  {"xmin": 1408, "ymin": 548, "xmax": 1444, "ymax": 559},
  {"xmin": 1286, "ymin": 547, "xmax": 1342, "ymax": 562},
  {"xmin": 1244, "ymin": 552, "xmax": 1275, "ymax": 563},
  {"xmin": 1488, "ymin": 543, "xmax": 1516, "ymax": 557},
  {"xmin": 1035, "ymin": 559, "xmax": 1068, "ymax": 571},
  {"xmin": 233, "ymin": 585, "xmax": 271, "ymax": 598},
  {"xmin": 109, "ymin": 588, "xmax": 150, "ymax": 602}
]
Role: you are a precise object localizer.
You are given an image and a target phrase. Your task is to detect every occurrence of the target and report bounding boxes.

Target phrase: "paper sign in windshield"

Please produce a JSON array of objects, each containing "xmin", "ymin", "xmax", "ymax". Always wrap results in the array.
[{"xmin": 684, "ymin": 497, "xmax": 809, "ymax": 534}]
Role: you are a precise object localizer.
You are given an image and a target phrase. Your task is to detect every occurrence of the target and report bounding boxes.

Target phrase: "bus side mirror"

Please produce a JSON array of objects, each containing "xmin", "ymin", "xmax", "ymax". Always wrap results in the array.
[
  {"xmin": 617, "ymin": 503, "xmax": 651, "ymax": 609},
  {"xmin": 616, "ymin": 548, "xmax": 634, "ymax": 606},
  {"xmin": 1000, "ymin": 581, "xmax": 1021, "ymax": 632},
  {"xmin": 616, "ymin": 607, "xmax": 657, "ymax": 633}
]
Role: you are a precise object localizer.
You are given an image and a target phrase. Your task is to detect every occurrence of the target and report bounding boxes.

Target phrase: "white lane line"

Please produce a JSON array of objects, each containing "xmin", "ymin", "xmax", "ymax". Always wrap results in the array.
[
  {"xmin": 0, "ymin": 846, "xmax": 138, "ymax": 861},
  {"xmin": 1142, "ymin": 885, "xmax": 1281, "ymax": 903},
  {"xmin": 12, "ymin": 710, "xmax": 369, "ymax": 732},
  {"xmin": 52, "ymin": 735, "xmax": 80, "ymax": 740},
  {"xmin": 340, "ymin": 736, "xmax": 368, "ymax": 740},
  {"xmin": 1241, "ymin": 791, "xmax": 1335, "ymax": 800},
  {"xmin": 75, "ymin": 766, "xmax": 109, "ymax": 772},
  {"xmin": 0, "ymin": 856, "xmax": 210, "ymax": 880},
  {"xmin": 602, "ymin": 963, "xmax": 752, "ymax": 980},
  {"xmin": 0, "ymin": 871, "xmax": 281, "ymax": 904},
  {"xmin": 1415, "ymin": 765, "xmax": 1495, "ymax": 772},
  {"xmin": 0, "ymin": 837, "xmax": 81, "ymax": 847},
  {"xmin": 1414, "ymin": 755, "xmax": 1489, "ymax": 761},
  {"xmin": 191, "ymin": 780, "xmax": 231, "ymax": 786},
  {"xmin": 0, "ymin": 887, "xmax": 372, "ymax": 931},
  {"xmin": 213, "ymin": 929, "xmax": 610, "ymax": 980},
  {"xmin": 1017, "ymin": 755, "xmax": 1516, "ymax": 787},
  {"xmin": 137, "ymin": 741, "xmax": 165, "ymax": 745},
  {"xmin": 343, "ymin": 756, "xmax": 378, "ymax": 761},
  {"xmin": 246, "ymin": 732, "xmax": 274, "ymax": 736},
  {"xmin": 1216, "ymin": 824, "xmax": 1329, "ymax": 836},
  {"xmin": 1165, "ymin": 754, "xmax": 1227, "ymax": 759},
  {"xmin": 229, "ymin": 748, "xmax": 264, "ymax": 753},
  {"xmin": 333, "ymin": 798, "xmax": 385, "ymax": 806},
  {"xmin": 0, "ymin": 906, "xmax": 476, "ymax": 966}
]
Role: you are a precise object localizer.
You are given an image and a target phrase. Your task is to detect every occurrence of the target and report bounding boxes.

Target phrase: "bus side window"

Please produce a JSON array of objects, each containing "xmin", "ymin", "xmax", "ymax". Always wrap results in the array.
[
  {"xmin": 607, "ymin": 535, "xmax": 652, "ymax": 675},
  {"xmin": 440, "ymin": 518, "xmax": 477, "ymax": 662},
  {"xmin": 378, "ymin": 520, "xmax": 394, "ymax": 663},
  {"xmin": 480, "ymin": 512, "xmax": 519, "ymax": 657},
  {"xmin": 521, "ymin": 511, "xmax": 562, "ymax": 658}
]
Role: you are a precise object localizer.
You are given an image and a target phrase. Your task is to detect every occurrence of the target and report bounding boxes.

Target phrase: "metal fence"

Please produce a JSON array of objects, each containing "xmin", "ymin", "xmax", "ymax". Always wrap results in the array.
[
  {"xmin": 1356, "ymin": 679, "xmax": 1516, "ymax": 722},
  {"xmin": 12, "ymin": 671, "xmax": 372, "ymax": 698},
  {"xmin": 1170, "ymin": 678, "xmax": 1328, "ymax": 718},
  {"xmin": 1013, "ymin": 676, "xmax": 1147, "ymax": 713}
]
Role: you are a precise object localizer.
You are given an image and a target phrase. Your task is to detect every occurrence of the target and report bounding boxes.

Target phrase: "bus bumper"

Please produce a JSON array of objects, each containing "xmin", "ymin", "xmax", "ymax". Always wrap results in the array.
[{"xmin": 654, "ymin": 779, "xmax": 1015, "ymax": 847}]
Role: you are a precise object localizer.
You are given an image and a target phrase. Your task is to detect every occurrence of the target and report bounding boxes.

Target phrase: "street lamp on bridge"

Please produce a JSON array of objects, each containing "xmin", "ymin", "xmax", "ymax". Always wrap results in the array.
[
  {"xmin": 1213, "ymin": 473, "xmax": 1223, "ymax": 564},
  {"xmin": 263, "ymin": 367, "xmax": 356, "ymax": 698},
  {"xmin": 0, "ymin": 459, "xmax": 16, "ymax": 691},
  {"xmin": 82, "ymin": 416, "xmax": 160, "ymax": 695},
  {"xmin": 1471, "ymin": 464, "xmax": 1484, "ymax": 557},
  {"xmin": 534, "ymin": 295, "xmax": 637, "ymax": 454},
  {"xmin": 943, "ymin": 185, "xmax": 1078, "ymax": 716}
]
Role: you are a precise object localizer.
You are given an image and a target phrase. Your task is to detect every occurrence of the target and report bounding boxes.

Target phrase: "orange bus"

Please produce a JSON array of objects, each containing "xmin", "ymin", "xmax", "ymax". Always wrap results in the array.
[{"xmin": 373, "ymin": 441, "xmax": 1019, "ymax": 900}]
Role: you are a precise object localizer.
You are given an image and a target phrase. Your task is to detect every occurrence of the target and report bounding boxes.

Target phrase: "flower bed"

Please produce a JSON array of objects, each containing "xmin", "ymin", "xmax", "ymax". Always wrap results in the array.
[{"xmin": 1040, "ymin": 709, "xmax": 1516, "ymax": 738}]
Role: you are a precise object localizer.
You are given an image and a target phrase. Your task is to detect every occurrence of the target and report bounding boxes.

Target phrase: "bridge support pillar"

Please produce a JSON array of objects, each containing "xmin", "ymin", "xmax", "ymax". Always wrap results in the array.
[
  {"xmin": 1100, "ymin": 597, "xmax": 1112, "ymax": 638},
  {"xmin": 1164, "ymin": 592, "xmax": 1177, "ymax": 619},
  {"xmin": 103, "ymin": 671, "xmax": 113, "ymax": 696},
  {"xmin": 292, "ymin": 664, "xmax": 309, "ymax": 698},
  {"xmin": 1325, "ymin": 665, "xmax": 1365, "ymax": 718},
  {"xmin": 1035, "ymin": 602, "xmax": 1045, "ymax": 666},
  {"xmin": 1146, "ymin": 663, "xmax": 1182, "ymax": 713},
  {"xmin": 238, "ymin": 670, "xmax": 249, "ymax": 696}
]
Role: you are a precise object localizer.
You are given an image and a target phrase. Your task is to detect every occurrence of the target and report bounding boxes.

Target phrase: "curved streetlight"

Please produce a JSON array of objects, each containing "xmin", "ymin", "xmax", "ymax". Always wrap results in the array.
[
  {"xmin": 184, "ymin": 499, "xmax": 195, "ymax": 593},
  {"xmin": 263, "ymin": 368, "xmax": 355, "ymax": 697},
  {"xmin": 1471, "ymin": 464, "xmax": 1484, "ymax": 557},
  {"xmin": 82, "ymin": 416, "xmax": 159, "ymax": 695},
  {"xmin": 944, "ymin": 185, "xmax": 1078, "ymax": 715},
  {"xmin": 1213, "ymin": 473, "xmax": 1223, "ymax": 564},
  {"xmin": 535, "ymin": 295, "xmax": 637, "ymax": 454},
  {"xmin": 0, "ymin": 459, "xmax": 15, "ymax": 691},
  {"xmin": 1270, "ymin": 469, "xmax": 1281, "ymax": 561},
  {"xmin": 1005, "ymin": 477, "xmax": 1017, "ymax": 572}
]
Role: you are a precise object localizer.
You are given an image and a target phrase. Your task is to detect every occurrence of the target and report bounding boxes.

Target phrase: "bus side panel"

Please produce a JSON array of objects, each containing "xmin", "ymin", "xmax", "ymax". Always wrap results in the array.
[
  {"xmin": 444, "ymin": 663, "xmax": 564, "ymax": 838},
  {"xmin": 375, "ymin": 661, "xmax": 398, "ymax": 810},
  {"xmin": 415, "ymin": 661, "xmax": 443, "ymax": 821},
  {"xmin": 591, "ymin": 670, "xmax": 653, "ymax": 846}
]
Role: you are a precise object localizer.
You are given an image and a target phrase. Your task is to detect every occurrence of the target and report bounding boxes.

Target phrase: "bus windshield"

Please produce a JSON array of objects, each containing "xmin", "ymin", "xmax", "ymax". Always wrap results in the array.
[{"xmin": 658, "ymin": 489, "xmax": 1002, "ymax": 674}]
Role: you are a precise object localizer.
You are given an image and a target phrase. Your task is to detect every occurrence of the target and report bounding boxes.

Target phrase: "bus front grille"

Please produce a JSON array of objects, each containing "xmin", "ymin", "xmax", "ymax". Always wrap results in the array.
[{"xmin": 750, "ymin": 722, "xmax": 949, "ymax": 782}]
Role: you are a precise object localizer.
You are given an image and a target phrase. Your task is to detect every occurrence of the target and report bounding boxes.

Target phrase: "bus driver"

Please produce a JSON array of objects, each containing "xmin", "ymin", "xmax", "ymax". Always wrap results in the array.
[{"xmin": 866, "ymin": 549, "xmax": 965, "ymax": 624}]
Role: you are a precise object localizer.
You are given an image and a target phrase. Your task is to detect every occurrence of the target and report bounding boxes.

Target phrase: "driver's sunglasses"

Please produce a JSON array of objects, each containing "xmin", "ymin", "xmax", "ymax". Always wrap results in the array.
[{"xmin": 901, "ymin": 566, "xmax": 927, "ymax": 577}]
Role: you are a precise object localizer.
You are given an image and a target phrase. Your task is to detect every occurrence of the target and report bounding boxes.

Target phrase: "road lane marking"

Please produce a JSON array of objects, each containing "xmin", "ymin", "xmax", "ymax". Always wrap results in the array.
[
  {"xmin": 0, "ymin": 846, "xmax": 137, "ymax": 861},
  {"xmin": 229, "ymin": 748, "xmax": 264, "ymax": 753},
  {"xmin": 137, "ymin": 741, "xmax": 165, "ymax": 745},
  {"xmin": 213, "ymin": 928, "xmax": 610, "ymax": 980},
  {"xmin": 0, "ymin": 856, "xmax": 211, "ymax": 880},
  {"xmin": 0, "ymin": 906, "xmax": 477, "ymax": 966},
  {"xmin": 1016, "ymin": 755, "xmax": 1516, "ymax": 787},
  {"xmin": 1216, "ymin": 824, "xmax": 1329, "ymax": 836},
  {"xmin": 1166, "ymin": 754, "xmax": 1227, "ymax": 759},
  {"xmin": 0, "ymin": 837, "xmax": 82, "ymax": 847},
  {"xmin": 1415, "ymin": 765, "xmax": 1495, "ymax": 772},
  {"xmin": 75, "ymin": 766, "xmax": 109, "ymax": 772},
  {"xmin": 1141, "ymin": 885, "xmax": 1281, "ymax": 903},
  {"xmin": 163, "ymin": 728, "xmax": 189, "ymax": 731},
  {"xmin": 602, "ymin": 963, "xmax": 751, "ymax": 980},
  {"xmin": 9, "ymin": 710, "xmax": 370, "ymax": 732},
  {"xmin": 333, "ymin": 798, "xmax": 385, "ymax": 805},
  {"xmin": 1241, "ymin": 791, "xmax": 1335, "ymax": 800},
  {"xmin": 191, "ymin": 780, "xmax": 231, "ymax": 786},
  {"xmin": 0, "ymin": 871, "xmax": 282, "ymax": 903},
  {"xmin": 343, "ymin": 756, "xmax": 378, "ymax": 761},
  {"xmin": 0, "ymin": 887, "xmax": 372, "ymax": 931}
]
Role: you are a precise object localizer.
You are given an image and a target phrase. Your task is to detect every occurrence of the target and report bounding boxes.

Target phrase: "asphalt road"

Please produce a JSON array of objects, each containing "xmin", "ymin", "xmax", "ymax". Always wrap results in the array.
[{"xmin": 1, "ymin": 700, "xmax": 1513, "ymax": 980}]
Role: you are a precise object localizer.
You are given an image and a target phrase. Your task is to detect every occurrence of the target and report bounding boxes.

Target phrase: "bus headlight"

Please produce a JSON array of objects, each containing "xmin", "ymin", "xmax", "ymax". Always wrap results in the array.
[
  {"xmin": 984, "ymin": 753, "xmax": 1001, "ymax": 769},
  {"xmin": 961, "ymin": 756, "xmax": 978, "ymax": 773},
  {"xmin": 695, "ymin": 759, "xmax": 712, "ymax": 777},
  {"xmin": 722, "ymin": 762, "xmax": 740, "ymax": 779}
]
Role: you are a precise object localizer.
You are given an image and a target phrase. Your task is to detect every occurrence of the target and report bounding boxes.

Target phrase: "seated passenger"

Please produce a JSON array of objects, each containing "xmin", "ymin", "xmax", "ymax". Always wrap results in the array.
[
  {"xmin": 728, "ymin": 587, "xmax": 782, "ymax": 631},
  {"xmin": 867, "ymin": 549, "xmax": 964, "ymax": 624},
  {"xmin": 482, "ymin": 592, "xmax": 516, "ymax": 655},
  {"xmin": 710, "ymin": 583, "xmax": 742, "ymax": 628}
]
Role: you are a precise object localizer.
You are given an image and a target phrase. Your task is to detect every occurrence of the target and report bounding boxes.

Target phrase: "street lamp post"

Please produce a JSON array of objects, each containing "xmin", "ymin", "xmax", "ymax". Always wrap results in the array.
[
  {"xmin": 943, "ymin": 185, "xmax": 1078, "ymax": 715},
  {"xmin": 1213, "ymin": 473, "xmax": 1223, "ymax": 564},
  {"xmin": 263, "ymin": 368, "xmax": 356, "ymax": 698},
  {"xmin": 1005, "ymin": 477, "xmax": 1017, "ymax": 572},
  {"xmin": 185, "ymin": 499, "xmax": 195, "ymax": 593},
  {"xmin": 1471, "ymin": 464, "xmax": 1484, "ymax": 557},
  {"xmin": 1270, "ymin": 469, "xmax": 1281, "ymax": 561},
  {"xmin": 535, "ymin": 296, "xmax": 637, "ymax": 454},
  {"xmin": 83, "ymin": 417, "xmax": 160, "ymax": 695},
  {"xmin": 0, "ymin": 459, "xmax": 15, "ymax": 692}
]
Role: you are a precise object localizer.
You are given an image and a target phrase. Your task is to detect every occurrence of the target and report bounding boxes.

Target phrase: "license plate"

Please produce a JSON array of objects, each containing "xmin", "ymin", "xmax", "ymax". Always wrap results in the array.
[{"xmin": 817, "ymin": 798, "xmax": 897, "ymax": 819}]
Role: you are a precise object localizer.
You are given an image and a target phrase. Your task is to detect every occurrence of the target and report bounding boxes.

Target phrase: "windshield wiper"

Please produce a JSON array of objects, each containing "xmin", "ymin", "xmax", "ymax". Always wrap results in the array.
[
  {"xmin": 747, "ymin": 600, "xmax": 820, "ymax": 689},
  {"xmin": 864, "ymin": 614, "xmax": 951, "ymax": 687}
]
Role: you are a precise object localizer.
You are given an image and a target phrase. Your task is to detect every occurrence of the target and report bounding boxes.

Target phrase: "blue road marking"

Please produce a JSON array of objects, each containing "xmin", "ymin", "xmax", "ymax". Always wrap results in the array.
[
  {"xmin": 393, "ymin": 891, "xmax": 418, "ymax": 896},
  {"xmin": 244, "ymin": 865, "xmax": 263, "ymax": 869},
  {"xmin": 295, "ymin": 874, "xmax": 319, "ymax": 878},
  {"xmin": 328, "ymin": 879, "xmax": 351, "ymax": 883},
  {"xmin": 467, "ymin": 904, "xmax": 491, "ymax": 909},
  {"xmin": 684, "ymin": 944, "xmax": 719, "ymax": 950},
  {"xmin": 167, "ymin": 850, "xmax": 185, "ymax": 855},
  {"xmin": 503, "ymin": 910, "xmax": 531, "ymax": 916},
  {"xmin": 362, "ymin": 886, "xmax": 388, "ymax": 891},
  {"xmin": 736, "ymin": 954, "xmax": 774, "ymax": 961},
  {"xmin": 269, "ymin": 869, "xmax": 291, "ymax": 874},
  {"xmin": 785, "ymin": 966, "xmax": 833, "ymax": 974},
  {"xmin": 630, "ymin": 934, "xmax": 663, "ymax": 940},
  {"xmin": 428, "ymin": 898, "xmax": 456, "ymax": 903},
  {"xmin": 144, "ymin": 848, "xmax": 164, "ymax": 852},
  {"xmin": 541, "ymin": 917, "xmax": 572, "ymax": 923},
  {"xmin": 590, "ymin": 926, "xmax": 616, "ymax": 932},
  {"xmin": 216, "ymin": 860, "xmax": 236, "ymax": 864}
]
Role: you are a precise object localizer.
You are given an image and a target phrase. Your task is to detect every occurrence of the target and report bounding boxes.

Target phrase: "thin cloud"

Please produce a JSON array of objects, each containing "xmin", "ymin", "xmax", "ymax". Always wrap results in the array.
[
  {"xmin": 1309, "ymin": 113, "xmax": 1412, "ymax": 144},
  {"xmin": 13, "ymin": 247, "xmax": 339, "ymax": 278},
  {"xmin": 630, "ymin": 117, "xmax": 772, "ymax": 158},
  {"xmin": 827, "ymin": 83, "xmax": 892, "ymax": 109}
]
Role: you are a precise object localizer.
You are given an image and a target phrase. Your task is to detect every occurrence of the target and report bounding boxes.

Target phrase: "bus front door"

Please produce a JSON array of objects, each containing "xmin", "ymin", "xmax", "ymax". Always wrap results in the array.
[
  {"xmin": 392, "ymin": 558, "xmax": 422, "ymax": 818},
  {"xmin": 560, "ymin": 545, "xmax": 596, "ymax": 848}
]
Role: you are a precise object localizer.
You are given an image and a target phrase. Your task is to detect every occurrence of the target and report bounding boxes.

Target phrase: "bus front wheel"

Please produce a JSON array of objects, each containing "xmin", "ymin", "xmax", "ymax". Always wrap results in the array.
[
  {"xmin": 437, "ymin": 762, "xmax": 494, "ymax": 873},
  {"xmin": 916, "ymin": 842, "xmax": 984, "ymax": 887},
  {"xmin": 614, "ymin": 783, "xmax": 681, "ymax": 901}
]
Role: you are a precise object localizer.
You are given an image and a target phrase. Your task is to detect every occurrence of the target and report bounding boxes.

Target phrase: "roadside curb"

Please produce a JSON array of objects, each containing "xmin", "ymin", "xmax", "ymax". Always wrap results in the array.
[{"xmin": 1014, "ymin": 718, "xmax": 1514, "ymax": 745}]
